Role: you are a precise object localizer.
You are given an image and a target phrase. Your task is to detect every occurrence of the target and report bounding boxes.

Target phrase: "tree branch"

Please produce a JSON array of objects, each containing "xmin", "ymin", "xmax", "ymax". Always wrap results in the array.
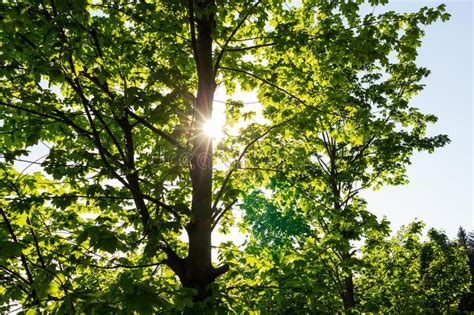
[
  {"xmin": 213, "ymin": 0, "xmax": 262, "ymax": 75},
  {"xmin": 87, "ymin": 261, "xmax": 165, "ymax": 270},
  {"xmin": 26, "ymin": 217, "xmax": 47, "ymax": 270},
  {"xmin": 211, "ymin": 119, "xmax": 292, "ymax": 218},
  {"xmin": 224, "ymin": 42, "xmax": 276, "ymax": 52},
  {"xmin": 211, "ymin": 198, "xmax": 237, "ymax": 231},
  {"xmin": 0, "ymin": 264, "xmax": 30, "ymax": 287},
  {"xmin": 0, "ymin": 102, "xmax": 91, "ymax": 137},
  {"xmin": 117, "ymin": 113, "xmax": 151, "ymax": 229},
  {"xmin": 0, "ymin": 207, "xmax": 41, "ymax": 306},
  {"xmin": 220, "ymin": 66, "xmax": 344, "ymax": 117},
  {"xmin": 188, "ymin": 0, "xmax": 198, "ymax": 60},
  {"xmin": 126, "ymin": 109, "xmax": 186, "ymax": 151}
]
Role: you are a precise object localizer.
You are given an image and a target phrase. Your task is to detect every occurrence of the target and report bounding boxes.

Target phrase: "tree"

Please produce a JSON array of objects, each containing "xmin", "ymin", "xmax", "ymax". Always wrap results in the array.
[
  {"xmin": 0, "ymin": 0, "xmax": 450, "ymax": 312},
  {"xmin": 468, "ymin": 230, "xmax": 474, "ymax": 253},
  {"xmin": 223, "ymin": 0, "xmax": 450, "ymax": 310},
  {"xmin": 458, "ymin": 226, "xmax": 474, "ymax": 311},
  {"xmin": 358, "ymin": 222, "xmax": 470, "ymax": 313},
  {"xmin": 1, "ymin": 0, "xmax": 228, "ymax": 308},
  {"xmin": 458, "ymin": 226, "xmax": 469, "ymax": 250}
]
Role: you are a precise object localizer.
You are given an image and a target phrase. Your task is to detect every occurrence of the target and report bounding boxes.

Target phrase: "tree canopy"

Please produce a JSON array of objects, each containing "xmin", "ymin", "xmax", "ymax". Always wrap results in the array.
[{"xmin": 0, "ymin": 0, "xmax": 464, "ymax": 313}]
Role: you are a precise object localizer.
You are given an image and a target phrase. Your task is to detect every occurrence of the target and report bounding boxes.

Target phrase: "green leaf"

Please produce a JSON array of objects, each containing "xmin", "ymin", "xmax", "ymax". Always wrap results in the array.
[{"xmin": 0, "ymin": 240, "xmax": 24, "ymax": 257}]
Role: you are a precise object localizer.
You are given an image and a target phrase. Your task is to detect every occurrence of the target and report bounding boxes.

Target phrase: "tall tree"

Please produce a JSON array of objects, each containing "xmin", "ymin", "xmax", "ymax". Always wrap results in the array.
[
  {"xmin": 0, "ymin": 0, "xmax": 450, "ymax": 312},
  {"xmin": 458, "ymin": 226, "xmax": 474, "ymax": 311},
  {"xmin": 224, "ymin": 0, "xmax": 450, "ymax": 310},
  {"xmin": 458, "ymin": 226, "xmax": 469, "ymax": 250}
]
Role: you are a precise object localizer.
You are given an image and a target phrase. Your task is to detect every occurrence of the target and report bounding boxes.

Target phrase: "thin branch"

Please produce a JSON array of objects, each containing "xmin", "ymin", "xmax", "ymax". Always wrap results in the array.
[
  {"xmin": 211, "ymin": 199, "xmax": 237, "ymax": 231},
  {"xmin": 126, "ymin": 109, "xmax": 186, "ymax": 151},
  {"xmin": 220, "ymin": 66, "xmax": 348, "ymax": 118},
  {"xmin": 225, "ymin": 284, "xmax": 311, "ymax": 292},
  {"xmin": 0, "ymin": 207, "xmax": 34, "ymax": 285},
  {"xmin": 229, "ymin": 36, "xmax": 274, "ymax": 42},
  {"xmin": 236, "ymin": 167, "xmax": 281, "ymax": 172},
  {"xmin": 52, "ymin": 6, "xmax": 129, "ymax": 189},
  {"xmin": 0, "ymin": 194, "xmax": 141, "ymax": 201},
  {"xmin": 303, "ymin": 134, "xmax": 330, "ymax": 175},
  {"xmin": 213, "ymin": 0, "xmax": 262, "ymax": 75},
  {"xmin": 0, "ymin": 192, "xmax": 174, "ymax": 216},
  {"xmin": 314, "ymin": 154, "xmax": 330, "ymax": 176},
  {"xmin": 188, "ymin": 0, "xmax": 198, "ymax": 60},
  {"xmin": 212, "ymin": 119, "xmax": 292, "ymax": 218},
  {"xmin": 117, "ymin": 113, "xmax": 151, "ymax": 229},
  {"xmin": 63, "ymin": 75, "xmax": 149, "ymax": 212},
  {"xmin": 81, "ymin": 71, "xmax": 114, "ymax": 98},
  {"xmin": 224, "ymin": 42, "xmax": 276, "ymax": 52},
  {"xmin": 0, "ymin": 158, "xmax": 43, "ymax": 165},
  {"xmin": 87, "ymin": 261, "xmax": 164, "ymax": 270},
  {"xmin": 349, "ymin": 135, "xmax": 376, "ymax": 164},
  {"xmin": 86, "ymin": 102, "xmax": 128, "ymax": 162},
  {"xmin": 0, "ymin": 265, "xmax": 30, "ymax": 287},
  {"xmin": 26, "ymin": 217, "xmax": 47, "ymax": 269},
  {"xmin": 16, "ymin": 32, "xmax": 37, "ymax": 49},
  {"xmin": 0, "ymin": 102, "xmax": 90, "ymax": 137},
  {"xmin": 0, "ymin": 194, "xmax": 172, "ymax": 216},
  {"xmin": 24, "ymin": 257, "xmax": 72, "ymax": 299}
]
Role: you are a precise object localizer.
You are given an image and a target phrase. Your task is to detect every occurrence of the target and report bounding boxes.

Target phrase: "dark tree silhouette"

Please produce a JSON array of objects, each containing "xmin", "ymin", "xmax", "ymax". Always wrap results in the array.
[{"xmin": 458, "ymin": 226, "xmax": 474, "ymax": 311}]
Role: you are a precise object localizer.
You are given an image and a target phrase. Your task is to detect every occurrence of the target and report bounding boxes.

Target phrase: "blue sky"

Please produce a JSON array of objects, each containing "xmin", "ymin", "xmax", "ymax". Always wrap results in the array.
[{"xmin": 360, "ymin": 0, "xmax": 473, "ymax": 238}]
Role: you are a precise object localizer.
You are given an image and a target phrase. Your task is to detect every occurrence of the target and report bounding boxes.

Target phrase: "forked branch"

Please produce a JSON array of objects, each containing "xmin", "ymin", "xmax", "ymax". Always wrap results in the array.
[
  {"xmin": 212, "ymin": 118, "xmax": 293, "ymax": 222},
  {"xmin": 213, "ymin": 0, "xmax": 263, "ymax": 75}
]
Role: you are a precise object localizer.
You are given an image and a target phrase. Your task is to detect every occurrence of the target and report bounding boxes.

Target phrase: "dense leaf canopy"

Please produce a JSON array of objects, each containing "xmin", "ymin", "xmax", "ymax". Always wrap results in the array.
[{"xmin": 0, "ymin": 0, "xmax": 466, "ymax": 313}]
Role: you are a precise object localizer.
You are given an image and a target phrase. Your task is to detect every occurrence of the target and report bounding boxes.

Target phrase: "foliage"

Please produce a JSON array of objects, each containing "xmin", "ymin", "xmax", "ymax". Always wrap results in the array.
[
  {"xmin": 225, "ymin": 0, "xmax": 450, "ymax": 310},
  {"xmin": 358, "ymin": 222, "xmax": 471, "ymax": 313},
  {"xmin": 457, "ymin": 226, "xmax": 474, "ymax": 311},
  {"xmin": 218, "ymin": 220, "xmax": 471, "ymax": 313},
  {"xmin": 0, "ymin": 0, "xmax": 454, "ymax": 313}
]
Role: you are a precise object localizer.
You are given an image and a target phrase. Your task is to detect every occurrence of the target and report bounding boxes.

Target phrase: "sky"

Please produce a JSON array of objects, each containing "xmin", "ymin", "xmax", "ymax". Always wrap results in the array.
[{"xmin": 359, "ymin": 0, "xmax": 473, "ymax": 238}]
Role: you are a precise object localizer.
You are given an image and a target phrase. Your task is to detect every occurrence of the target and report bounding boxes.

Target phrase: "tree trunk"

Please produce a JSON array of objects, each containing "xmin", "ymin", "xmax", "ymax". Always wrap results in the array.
[
  {"xmin": 341, "ymin": 274, "xmax": 356, "ymax": 311},
  {"xmin": 327, "ymin": 144, "xmax": 356, "ymax": 310},
  {"xmin": 173, "ymin": 0, "xmax": 226, "ymax": 301}
]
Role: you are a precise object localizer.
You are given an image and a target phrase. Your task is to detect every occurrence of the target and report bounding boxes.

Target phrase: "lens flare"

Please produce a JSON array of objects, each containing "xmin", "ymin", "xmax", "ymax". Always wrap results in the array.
[{"xmin": 203, "ymin": 117, "xmax": 225, "ymax": 142}]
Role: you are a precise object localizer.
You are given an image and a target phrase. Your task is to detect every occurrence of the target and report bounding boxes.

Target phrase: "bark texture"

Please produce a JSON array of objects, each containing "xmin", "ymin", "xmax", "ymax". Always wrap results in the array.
[{"xmin": 168, "ymin": 0, "xmax": 228, "ymax": 301}]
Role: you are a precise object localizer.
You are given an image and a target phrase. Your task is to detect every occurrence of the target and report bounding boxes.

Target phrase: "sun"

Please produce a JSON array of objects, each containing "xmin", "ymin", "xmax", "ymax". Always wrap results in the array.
[{"xmin": 203, "ymin": 116, "xmax": 225, "ymax": 142}]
